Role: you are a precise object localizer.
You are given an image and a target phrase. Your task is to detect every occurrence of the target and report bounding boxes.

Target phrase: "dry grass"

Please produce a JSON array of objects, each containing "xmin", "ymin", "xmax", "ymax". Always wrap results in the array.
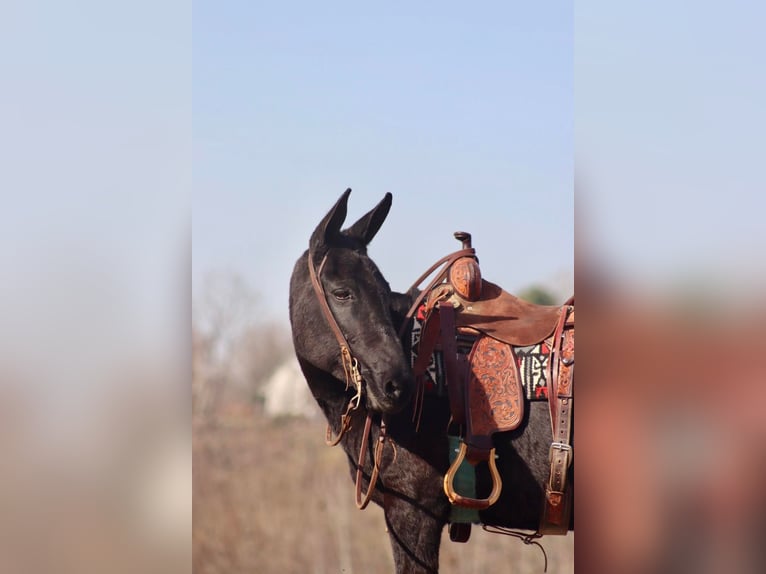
[{"xmin": 193, "ymin": 413, "xmax": 573, "ymax": 573}]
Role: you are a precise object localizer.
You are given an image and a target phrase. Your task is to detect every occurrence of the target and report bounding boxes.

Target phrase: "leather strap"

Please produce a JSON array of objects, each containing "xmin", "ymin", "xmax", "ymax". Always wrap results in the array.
[
  {"xmin": 540, "ymin": 304, "xmax": 574, "ymax": 534},
  {"xmin": 412, "ymin": 310, "xmax": 442, "ymax": 380},
  {"xmin": 397, "ymin": 248, "xmax": 476, "ymax": 338},
  {"xmin": 547, "ymin": 306, "xmax": 571, "ymax": 439},
  {"xmin": 308, "ymin": 251, "xmax": 364, "ymax": 444},
  {"xmin": 410, "ymin": 308, "xmax": 442, "ymax": 431},
  {"xmin": 355, "ymin": 415, "xmax": 387, "ymax": 510},
  {"xmin": 308, "ymin": 252, "xmax": 352, "ymax": 351},
  {"xmin": 439, "ymin": 302, "xmax": 466, "ymax": 426}
]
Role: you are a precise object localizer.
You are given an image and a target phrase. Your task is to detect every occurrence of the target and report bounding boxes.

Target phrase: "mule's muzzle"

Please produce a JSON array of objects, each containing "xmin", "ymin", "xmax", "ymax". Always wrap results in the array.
[
  {"xmin": 369, "ymin": 371, "xmax": 414, "ymax": 414},
  {"xmin": 385, "ymin": 377, "xmax": 410, "ymax": 403}
]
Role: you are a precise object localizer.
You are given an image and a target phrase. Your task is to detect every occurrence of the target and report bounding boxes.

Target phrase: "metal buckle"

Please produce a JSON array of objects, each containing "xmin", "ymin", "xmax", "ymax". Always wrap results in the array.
[{"xmin": 549, "ymin": 442, "xmax": 573, "ymax": 466}]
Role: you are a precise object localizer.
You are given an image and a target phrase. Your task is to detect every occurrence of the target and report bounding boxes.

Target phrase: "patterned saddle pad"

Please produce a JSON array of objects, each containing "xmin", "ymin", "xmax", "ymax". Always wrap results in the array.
[{"xmin": 411, "ymin": 304, "xmax": 552, "ymax": 401}]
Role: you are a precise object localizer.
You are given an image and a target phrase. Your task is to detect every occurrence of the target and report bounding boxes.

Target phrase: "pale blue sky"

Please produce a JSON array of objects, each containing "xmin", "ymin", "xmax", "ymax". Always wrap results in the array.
[
  {"xmin": 193, "ymin": 2, "xmax": 574, "ymax": 325},
  {"xmin": 5, "ymin": 0, "xmax": 761, "ymax": 339},
  {"xmin": 577, "ymin": 1, "xmax": 766, "ymax": 292},
  {"xmin": 1, "ymin": 1, "xmax": 190, "ymax": 352}
]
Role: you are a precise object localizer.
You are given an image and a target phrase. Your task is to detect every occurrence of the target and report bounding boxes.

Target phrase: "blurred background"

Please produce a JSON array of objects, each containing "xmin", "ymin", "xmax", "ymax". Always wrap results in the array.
[
  {"xmin": 576, "ymin": 3, "xmax": 766, "ymax": 573},
  {"xmin": 1, "ymin": 1, "xmax": 190, "ymax": 573},
  {"xmin": 2, "ymin": 1, "xmax": 765, "ymax": 573}
]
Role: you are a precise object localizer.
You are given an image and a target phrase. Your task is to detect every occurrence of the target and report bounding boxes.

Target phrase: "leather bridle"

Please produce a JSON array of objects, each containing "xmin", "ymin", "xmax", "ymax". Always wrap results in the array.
[
  {"xmin": 307, "ymin": 249, "xmax": 385, "ymax": 509},
  {"xmin": 307, "ymin": 245, "xmax": 476, "ymax": 510},
  {"xmin": 308, "ymin": 251, "xmax": 364, "ymax": 442}
]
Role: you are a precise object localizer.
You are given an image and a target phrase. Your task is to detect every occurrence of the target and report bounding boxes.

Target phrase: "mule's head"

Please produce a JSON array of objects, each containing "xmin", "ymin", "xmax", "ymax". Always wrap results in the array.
[{"xmin": 289, "ymin": 189, "xmax": 414, "ymax": 414}]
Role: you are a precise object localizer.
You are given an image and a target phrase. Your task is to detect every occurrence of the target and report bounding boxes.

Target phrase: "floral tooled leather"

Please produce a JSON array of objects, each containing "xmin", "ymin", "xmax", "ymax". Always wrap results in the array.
[
  {"xmin": 466, "ymin": 336, "xmax": 524, "ymax": 444},
  {"xmin": 449, "ymin": 257, "xmax": 482, "ymax": 301}
]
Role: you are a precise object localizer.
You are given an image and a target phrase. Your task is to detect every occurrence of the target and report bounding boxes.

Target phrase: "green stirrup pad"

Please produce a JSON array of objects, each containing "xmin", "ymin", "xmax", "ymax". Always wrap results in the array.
[{"xmin": 447, "ymin": 435, "xmax": 481, "ymax": 524}]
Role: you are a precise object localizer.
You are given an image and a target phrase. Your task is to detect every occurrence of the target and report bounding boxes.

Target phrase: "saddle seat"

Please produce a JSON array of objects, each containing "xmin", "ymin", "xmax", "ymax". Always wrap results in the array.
[{"xmin": 450, "ymin": 279, "xmax": 563, "ymax": 347}]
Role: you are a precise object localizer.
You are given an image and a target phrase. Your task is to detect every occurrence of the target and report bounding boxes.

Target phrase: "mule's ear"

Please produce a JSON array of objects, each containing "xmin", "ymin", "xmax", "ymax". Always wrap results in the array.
[
  {"xmin": 345, "ymin": 192, "xmax": 392, "ymax": 245},
  {"xmin": 310, "ymin": 188, "xmax": 351, "ymax": 254}
]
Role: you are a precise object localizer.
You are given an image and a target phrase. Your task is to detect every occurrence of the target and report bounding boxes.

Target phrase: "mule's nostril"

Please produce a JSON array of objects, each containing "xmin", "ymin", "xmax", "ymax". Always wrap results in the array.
[
  {"xmin": 384, "ymin": 377, "xmax": 412, "ymax": 402},
  {"xmin": 385, "ymin": 380, "xmax": 401, "ymax": 398}
]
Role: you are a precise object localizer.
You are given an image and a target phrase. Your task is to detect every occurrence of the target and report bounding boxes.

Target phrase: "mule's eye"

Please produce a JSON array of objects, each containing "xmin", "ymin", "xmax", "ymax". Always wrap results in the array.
[{"xmin": 332, "ymin": 288, "xmax": 353, "ymax": 301}]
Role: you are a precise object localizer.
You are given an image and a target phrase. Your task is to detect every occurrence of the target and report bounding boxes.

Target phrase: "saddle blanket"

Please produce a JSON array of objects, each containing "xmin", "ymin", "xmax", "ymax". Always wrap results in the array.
[{"xmin": 411, "ymin": 305, "xmax": 550, "ymax": 401}]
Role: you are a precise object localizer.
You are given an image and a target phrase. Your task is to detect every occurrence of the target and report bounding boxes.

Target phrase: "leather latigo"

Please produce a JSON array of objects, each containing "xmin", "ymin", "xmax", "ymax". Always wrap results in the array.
[
  {"xmin": 464, "ymin": 336, "xmax": 524, "ymax": 463},
  {"xmin": 557, "ymin": 327, "xmax": 574, "ymax": 397},
  {"xmin": 542, "ymin": 489, "xmax": 572, "ymax": 530}
]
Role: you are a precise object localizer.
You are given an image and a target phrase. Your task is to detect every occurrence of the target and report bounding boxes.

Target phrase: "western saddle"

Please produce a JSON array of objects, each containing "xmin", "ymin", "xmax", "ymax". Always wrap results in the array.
[{"xmin": 405, "ymin": 232, "xmax": 574, "ymax": 542}]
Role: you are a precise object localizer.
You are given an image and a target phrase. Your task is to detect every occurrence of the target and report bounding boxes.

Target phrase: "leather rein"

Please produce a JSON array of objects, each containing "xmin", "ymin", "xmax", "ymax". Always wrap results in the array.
[{"xmin": 307, "ymin": 246, "xmax": 476, "ymax": 510}]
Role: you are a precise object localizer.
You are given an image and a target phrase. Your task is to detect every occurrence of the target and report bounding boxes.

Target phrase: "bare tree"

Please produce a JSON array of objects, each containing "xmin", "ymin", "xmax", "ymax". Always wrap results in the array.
[
  {"xmin": 194, "ymin": 271, "xmax": 260, "ymax": 362},
  {"xmin": 192, "ymin": 271, "xmax": 259, "ymax": 421},
  {"xmin": 192, "ymin": 271, "xmax": 294, "ymax": 421}
]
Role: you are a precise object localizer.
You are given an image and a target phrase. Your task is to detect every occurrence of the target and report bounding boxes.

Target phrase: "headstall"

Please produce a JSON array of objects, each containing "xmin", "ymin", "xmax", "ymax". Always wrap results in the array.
[{"xmin": 307, "ymin": 246, "xmax": 473, "ymax": 509}]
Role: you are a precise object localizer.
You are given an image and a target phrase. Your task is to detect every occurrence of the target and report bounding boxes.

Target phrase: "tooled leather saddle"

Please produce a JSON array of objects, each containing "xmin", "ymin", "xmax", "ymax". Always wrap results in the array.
[{"xmin": 409, "ymin": 232, "xmax": 574, "ymax": 542}]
